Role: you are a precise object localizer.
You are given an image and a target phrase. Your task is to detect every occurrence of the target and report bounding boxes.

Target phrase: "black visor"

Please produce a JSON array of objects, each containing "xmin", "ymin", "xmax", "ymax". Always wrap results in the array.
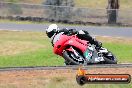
[{"xmin": 46, "ymin": 29, "xmax": 56, "ymax": 38}]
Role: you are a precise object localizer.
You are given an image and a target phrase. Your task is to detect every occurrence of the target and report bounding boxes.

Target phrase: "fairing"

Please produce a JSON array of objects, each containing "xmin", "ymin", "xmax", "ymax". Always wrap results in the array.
[{"xmin": 53, "ymin": 34, "xmax": 88, "ymax": 56}]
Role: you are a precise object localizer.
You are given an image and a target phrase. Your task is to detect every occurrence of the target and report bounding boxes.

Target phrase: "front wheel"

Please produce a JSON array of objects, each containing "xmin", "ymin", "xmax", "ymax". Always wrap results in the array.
[
  {"xmin": 103, "ymin": 51, "xmax": 117, "ymax": 64},
  {"xmin": 63, "ymin": 50, "xmax": 86, "ymax": 65}
]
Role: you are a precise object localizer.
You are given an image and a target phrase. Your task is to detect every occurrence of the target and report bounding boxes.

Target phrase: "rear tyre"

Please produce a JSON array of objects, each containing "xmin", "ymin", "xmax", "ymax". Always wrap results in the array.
[{"xmin": 103, "ymin": 51, "xmax": 117, "ymax": 64}]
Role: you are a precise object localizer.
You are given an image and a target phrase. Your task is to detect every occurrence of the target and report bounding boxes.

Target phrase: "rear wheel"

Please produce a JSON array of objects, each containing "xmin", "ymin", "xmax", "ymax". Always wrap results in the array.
[
  {"xmin": 103, "ymin": 51, "xmax": 117, "ymax": 64},
  {"xmin": 63, "ymin": 50, "xmax": 86, "ymax": 65}
]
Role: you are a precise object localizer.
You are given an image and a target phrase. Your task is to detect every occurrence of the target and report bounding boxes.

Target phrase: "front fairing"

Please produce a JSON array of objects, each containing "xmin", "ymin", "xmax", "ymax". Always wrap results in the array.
[
  {"xmin": 53, "ymin": 34, "xmax": 88, "ymax": 56},
  {"xmin": 51, "ymin": 32, "xmax": 64, "ymax": 45},
  {"xmin": 53, "ymin": 34, "xmax": 72, "ymax": 56}
]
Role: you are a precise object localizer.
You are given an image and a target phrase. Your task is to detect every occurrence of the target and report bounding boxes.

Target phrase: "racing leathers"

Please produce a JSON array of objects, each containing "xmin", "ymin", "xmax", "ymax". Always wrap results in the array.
[{"xmin": 51, "ymin": 28, "xmax": 102, "ymax": 50}]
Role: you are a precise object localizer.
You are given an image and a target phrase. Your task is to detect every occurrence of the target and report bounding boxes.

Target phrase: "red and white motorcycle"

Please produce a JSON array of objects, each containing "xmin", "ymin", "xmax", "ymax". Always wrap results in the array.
[{"xmin": 52, "ymin": 32, "xmax": 117, "ymax": 65}]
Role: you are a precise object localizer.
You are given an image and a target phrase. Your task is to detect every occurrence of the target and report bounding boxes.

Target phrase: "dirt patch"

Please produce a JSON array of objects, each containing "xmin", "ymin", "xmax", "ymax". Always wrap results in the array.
[
  {"xmin": 0, "ymin": 41, "xmax": 45, "ymax": 56},
  {"xmin": 0, "ymin": 68, "xmax": 131, "ymax": 88}
]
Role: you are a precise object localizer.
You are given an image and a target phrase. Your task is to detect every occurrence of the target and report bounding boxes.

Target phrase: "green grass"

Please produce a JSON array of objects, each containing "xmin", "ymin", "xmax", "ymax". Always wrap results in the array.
[
  {"xmin": 0, "ymin": 49, "xmax": 64, "ymax": 67},
  {"xmin": 0, "ymin": 30, "xmax": 132, "ymax": 67},
  {"xmin": 0, "ymin": 30, "xmax": 64, "ymax": 67},
  {"xmin": 103, "ymin": 43, "xmax": 132, "ymax": 63}
]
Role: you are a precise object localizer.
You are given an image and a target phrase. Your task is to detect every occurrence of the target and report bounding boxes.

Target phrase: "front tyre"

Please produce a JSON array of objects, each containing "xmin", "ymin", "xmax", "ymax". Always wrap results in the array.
[{"xmin": 63, "ymin": 50, "xmax": 85, "ymax": 65}]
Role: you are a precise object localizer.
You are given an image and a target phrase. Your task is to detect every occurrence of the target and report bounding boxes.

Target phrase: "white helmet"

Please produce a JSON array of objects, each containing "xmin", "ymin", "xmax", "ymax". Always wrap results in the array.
[{"xmin": 46, "ymin": 24, "xmax": 59, "ymax": 38}]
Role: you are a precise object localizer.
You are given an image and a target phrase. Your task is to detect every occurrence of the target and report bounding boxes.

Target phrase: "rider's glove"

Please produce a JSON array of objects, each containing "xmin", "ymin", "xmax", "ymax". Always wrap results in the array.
[{"xmin": 68, "ymin": 29, "xmax": 78, "ymax": 35}]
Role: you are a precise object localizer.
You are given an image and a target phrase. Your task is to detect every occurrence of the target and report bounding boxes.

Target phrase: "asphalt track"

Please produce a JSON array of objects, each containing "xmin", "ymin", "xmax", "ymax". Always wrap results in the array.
[
  {"xmin": 0, "ymin": 22, "xmax": 132, "ymax": 38},
  {"xmin": 0, "ymin": 22, "xmax": 132, "ymax": 71},
  {"xmin": 0, "ymin": 64, "xmax": 132, "ymax": 71}
]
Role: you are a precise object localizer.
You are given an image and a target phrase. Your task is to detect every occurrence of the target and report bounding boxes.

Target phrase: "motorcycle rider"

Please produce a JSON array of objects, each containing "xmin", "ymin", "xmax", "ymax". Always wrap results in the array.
[
  {"xmin": 46, "ymin": 24, "xmax": 102, "ymax": 49},
  {"xmin": 46, "ymin": 24, "xmax": 102, "ymax": 64}
]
